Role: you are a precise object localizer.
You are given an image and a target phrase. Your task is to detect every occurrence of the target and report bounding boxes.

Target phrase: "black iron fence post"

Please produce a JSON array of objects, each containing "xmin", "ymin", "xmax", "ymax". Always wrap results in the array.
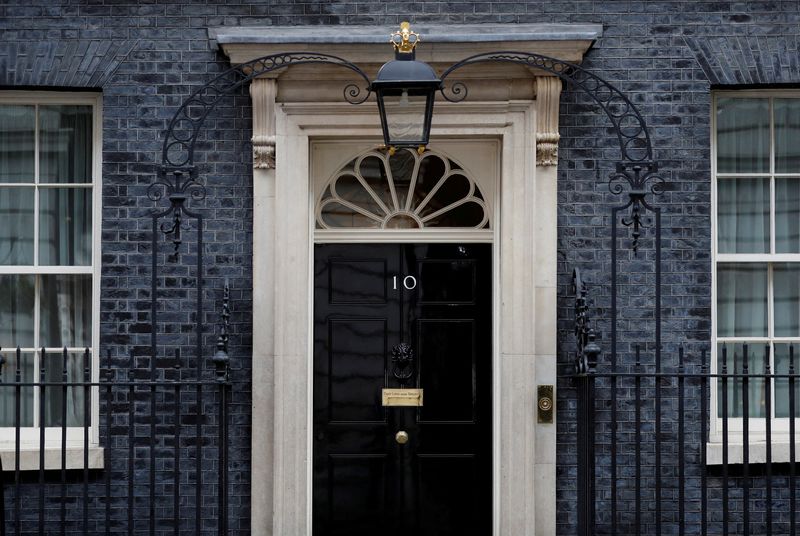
[
  {"xmin": 576, "ymin": 370, "xmax": 597, "ymax": 536},
  {"xmin": 213, "ymin": 282, "xmax": 231, "ymax": 536},
  {"xmin": 573, "ymin": 268, "xmax": 600, "ymax": 536}
]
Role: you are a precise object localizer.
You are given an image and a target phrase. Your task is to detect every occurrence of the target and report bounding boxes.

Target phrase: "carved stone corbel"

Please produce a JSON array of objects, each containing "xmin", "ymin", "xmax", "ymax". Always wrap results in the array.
[
  {"xmin": 535, "ymin": 76, "xmax": 562, "ymax": 166},
  {"xmin": 250, "ymin": 78, "xmax": 277, "ymax": 169}
]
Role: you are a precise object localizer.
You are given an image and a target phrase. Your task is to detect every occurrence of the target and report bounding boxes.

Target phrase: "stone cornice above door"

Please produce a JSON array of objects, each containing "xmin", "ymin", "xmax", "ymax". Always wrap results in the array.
[{"xmin": 209, "ymin": 23, "xmax": 602, "ymax": 102}]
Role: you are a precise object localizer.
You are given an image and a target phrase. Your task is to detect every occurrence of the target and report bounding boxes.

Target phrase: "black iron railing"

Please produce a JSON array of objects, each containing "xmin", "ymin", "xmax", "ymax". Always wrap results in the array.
[
  {"xmin": 0, "ymin": 346, "xmax": 231, "ymax": 536},
  {"xmin": 574, "ymin": 343, "xmax": 800, "ymax": 536}
]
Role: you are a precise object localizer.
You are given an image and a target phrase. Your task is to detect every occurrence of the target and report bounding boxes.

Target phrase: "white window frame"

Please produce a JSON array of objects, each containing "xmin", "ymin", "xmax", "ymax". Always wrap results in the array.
[
  {"xmin": 0, "ymin": 91, "xmax": 102, "ymax": 463},
  {"xmin": 711, "ymin": 89, "xmax": 800, "ymax": 460}
]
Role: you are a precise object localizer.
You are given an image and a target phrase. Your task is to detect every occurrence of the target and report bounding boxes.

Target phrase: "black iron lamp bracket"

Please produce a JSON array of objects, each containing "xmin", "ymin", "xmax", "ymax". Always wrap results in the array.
[{"xmin": 160, "ymin": 52, "xmax": 373, "ymax": 171}]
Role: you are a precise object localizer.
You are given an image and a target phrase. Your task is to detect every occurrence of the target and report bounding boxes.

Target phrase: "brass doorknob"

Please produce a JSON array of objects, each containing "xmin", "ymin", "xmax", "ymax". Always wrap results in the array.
[{"xmin": 395, "ymin": 431, "xmax": 409, "ymax": 445}]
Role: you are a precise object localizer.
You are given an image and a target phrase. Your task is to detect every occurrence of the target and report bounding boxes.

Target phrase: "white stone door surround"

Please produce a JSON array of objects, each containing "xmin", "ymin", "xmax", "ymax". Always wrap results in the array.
[
  {"xmin": 218, "ymin": 22, "xmax": 604, "ymax": 536},
  {"xmin": 254, "ymin": 91, "xmax": 558, "ymax": 536}
]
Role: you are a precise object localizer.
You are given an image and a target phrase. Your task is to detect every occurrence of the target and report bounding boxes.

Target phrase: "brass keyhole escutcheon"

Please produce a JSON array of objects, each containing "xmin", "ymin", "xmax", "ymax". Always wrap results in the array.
[{"xmin": 395, "ymin": 431, "xmax": 409, "ymax": 445}]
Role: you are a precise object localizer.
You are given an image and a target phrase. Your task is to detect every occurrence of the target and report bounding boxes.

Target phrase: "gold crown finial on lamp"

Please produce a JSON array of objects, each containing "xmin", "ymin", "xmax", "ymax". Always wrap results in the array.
[{"xmin": 390, "ymin": 21, "xmax": 419, "ymax": 54}]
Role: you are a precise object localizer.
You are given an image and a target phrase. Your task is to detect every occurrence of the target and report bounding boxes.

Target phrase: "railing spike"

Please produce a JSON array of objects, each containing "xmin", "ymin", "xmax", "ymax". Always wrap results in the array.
[{"xmin": 213, "ymin": 281, "xmax": 231, "ymax": 382}]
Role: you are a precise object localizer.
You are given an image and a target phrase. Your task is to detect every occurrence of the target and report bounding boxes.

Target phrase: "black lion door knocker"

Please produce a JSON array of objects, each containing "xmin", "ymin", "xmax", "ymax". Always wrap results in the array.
[{"xmin": 391, "ymin": 343, "xmax": 415, "ymax": 386}]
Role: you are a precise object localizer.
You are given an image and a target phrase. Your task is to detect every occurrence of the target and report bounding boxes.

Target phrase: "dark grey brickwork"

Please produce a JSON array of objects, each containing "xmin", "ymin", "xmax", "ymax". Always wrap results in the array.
[{"xmin": 1, "ymin": 1, "xmax": 799, "ymax": 534}]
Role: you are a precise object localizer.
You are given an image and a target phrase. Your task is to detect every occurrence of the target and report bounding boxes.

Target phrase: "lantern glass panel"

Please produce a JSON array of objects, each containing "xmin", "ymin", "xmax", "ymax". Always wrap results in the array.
[{"xmin": 381, "ymin": 88, "xmax": 430, "ymax": 145}]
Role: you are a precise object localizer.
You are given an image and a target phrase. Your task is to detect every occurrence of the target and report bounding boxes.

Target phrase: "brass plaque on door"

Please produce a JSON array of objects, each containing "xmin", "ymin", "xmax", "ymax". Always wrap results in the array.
[{"xmin": 382, "ymin": 388, "xmax": 424, "ymax": 407}]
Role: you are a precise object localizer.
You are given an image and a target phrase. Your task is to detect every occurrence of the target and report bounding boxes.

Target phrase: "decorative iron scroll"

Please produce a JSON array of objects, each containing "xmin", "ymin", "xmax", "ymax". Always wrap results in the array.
[
  {"xmin": 160, "ymin": 53, "xmax": 372, "ymax": 170},
  {"xmin": 439, "ymin": 51, "xmax": 666, "ymax": 243},
  {"xmin": 439, "ymin": 51, "xmax": 654, "ymax": 164},
  {"xmin": 608, "ymin": 162, "xmax": 665, "ymax": 253},
  {"xmin": 572, "ymin": 268, "xmax": 600, "ymax": 375},
  {"xmin": 147, "ymin": 169, "xmax": 207, "ymax": 260}
]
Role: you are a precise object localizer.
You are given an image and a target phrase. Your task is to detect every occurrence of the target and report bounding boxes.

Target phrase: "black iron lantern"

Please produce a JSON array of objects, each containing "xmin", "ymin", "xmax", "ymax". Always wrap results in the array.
[{"xmin": 371, "ymin": 22, "xmax": 442, "ymax": 151}]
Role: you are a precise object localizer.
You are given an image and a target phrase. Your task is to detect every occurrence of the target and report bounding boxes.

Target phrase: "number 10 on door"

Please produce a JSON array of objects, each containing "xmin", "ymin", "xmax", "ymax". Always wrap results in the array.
[{"xmin": 393, "ymin": 275, "xmax": 417, "ymax": 290}]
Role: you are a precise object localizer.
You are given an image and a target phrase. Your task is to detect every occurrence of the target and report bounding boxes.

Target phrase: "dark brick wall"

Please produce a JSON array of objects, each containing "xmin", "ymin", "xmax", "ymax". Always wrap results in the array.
[{"xmin": 1, "ymin": 1, "xmax": 799, "ymax": 534}]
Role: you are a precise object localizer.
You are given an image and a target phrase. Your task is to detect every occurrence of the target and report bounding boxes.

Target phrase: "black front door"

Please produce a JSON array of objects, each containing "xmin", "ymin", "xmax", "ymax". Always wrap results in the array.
[{"xmin": 313, "ymin": 243, "xmax": 492, "ymax": 536}]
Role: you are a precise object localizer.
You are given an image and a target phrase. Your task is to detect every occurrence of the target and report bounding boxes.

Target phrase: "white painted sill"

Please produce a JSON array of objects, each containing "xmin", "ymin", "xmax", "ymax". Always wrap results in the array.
[
  {"xmin": 0, "ymin": 446, "xmax": 104, "ymax": 471},
  {"xmin": 707, "ymin": 440, "xmax": 800, "ymax": 465}
]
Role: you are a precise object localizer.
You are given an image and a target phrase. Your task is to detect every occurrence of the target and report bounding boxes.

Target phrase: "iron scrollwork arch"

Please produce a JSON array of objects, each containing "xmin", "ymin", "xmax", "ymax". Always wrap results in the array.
[
  {"xmin": 154, "ymin": 53, "xmax": 374, "ymax": 261},
  {"xmin": 439, "ymin": 51, "xmax": 654, "ymax": 164},
  {"xmin": 157, "ymin": 50, "xmax": 666, "ymax": 236},
  {"xmin": 439, "ymin": 51, "xmax": 666, "ymax": 250},
  {"xmin": 160, "ymin": 52, "xmax": 372, "ymax": 171}
]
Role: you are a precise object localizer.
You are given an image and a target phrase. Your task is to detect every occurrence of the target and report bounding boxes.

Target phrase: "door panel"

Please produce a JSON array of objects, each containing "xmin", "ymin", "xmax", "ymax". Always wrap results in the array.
[
  {"xmin": 321, "ymin": 454, "xmax": 394, "ymax": 534},
  {"xmin": 416, "ymin": 454, "xmax": 479, "ymax": 535},
  {"xmin": 313, "ymin": 243, "xmax": 492, "ymax": 536},
  {"xmin": 329, "ymin": 259, "xmax": 388, "ymax": 304},
  {"xmin": 418, "ymin": 258, "xmax": 477, "ymax": 304},
  {"xmin": 327, "ymin": 318, "xmax": 388, "ymax": 423},
  {"xmin": 418, "ymin": 319, "xmax": 476, "ymax": 423}
]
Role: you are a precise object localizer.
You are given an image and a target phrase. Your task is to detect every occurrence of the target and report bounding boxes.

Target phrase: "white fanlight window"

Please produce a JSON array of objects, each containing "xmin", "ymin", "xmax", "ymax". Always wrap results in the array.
[{"xmin": 315, "ymin": 148, "xmax": 490, "ymax": 231}]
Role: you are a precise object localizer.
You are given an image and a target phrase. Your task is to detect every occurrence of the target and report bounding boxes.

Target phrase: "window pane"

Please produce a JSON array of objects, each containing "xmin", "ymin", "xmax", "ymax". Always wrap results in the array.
[
  {"xmin": 0, "ymin": 186, "xmax": 34, "ymax": 265},
  {"xmin": 39, "ymin": 187, "xmax": 92, "ymax": 266},
  {"xmin": 717, "ymin": 178, "xmax": 769, "ymax": 253},
  {"xmin": 357, "ymin": 156, "xmax": 394, "ymax": 210},
  {"xmin": 0, "ymin": 275, "xmax": 34, "ymax": 347},
  {"xmin": 388, "ymin": 150, "xmax": 417, "ymax": 209},
  {"xmin": 717, "ymin": 342, "xmax": 767, "ymax": 418},
  {"xmin": 0, "ymin": 351, "xmax": 34, "ymax": 426},
  {"xmin": 717, "ymin": 263, "xmax": 768, "ymax": 337},
  {"xmin": 775, "ymin": 343, "xmax": 800, "ymax": 418},
  {"xmin": 39, "ymin": 275, "xmax": 91, "ymax": 347},
  {"xmin": 775, "ymin": 99, "xmax": 800, "ymax": 173},
  {"xmin": 319, "ymin": 200, "xmax": 382, "ymax": 228},
  {"xmin": 331, "ymin": 173, "xmax": 385, "ymax": 219},
  {"xmin": 716, "ymin": 98, "xmax": 769, "ymax": 174},
  {"xmin": 776, "ymin": 178, "xmax": 800, "ymax": 252},
  {"xmin": 774, "ymin": 263, "xmax": 800, "ymax": 336},
  {"xmin": 39, "ymin": 105, "xmax": 92, "ymax": 184},
  {"xmin": 424, "ymin": 200, "xmax": 486, "ymax": 227},
  {"xmin": 43, "ymin": 351, "xmax": 89, "ymax": 427},
  {"xmin": 0, "ymin": 105, "xmax": 34, "ymax": 183}
]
